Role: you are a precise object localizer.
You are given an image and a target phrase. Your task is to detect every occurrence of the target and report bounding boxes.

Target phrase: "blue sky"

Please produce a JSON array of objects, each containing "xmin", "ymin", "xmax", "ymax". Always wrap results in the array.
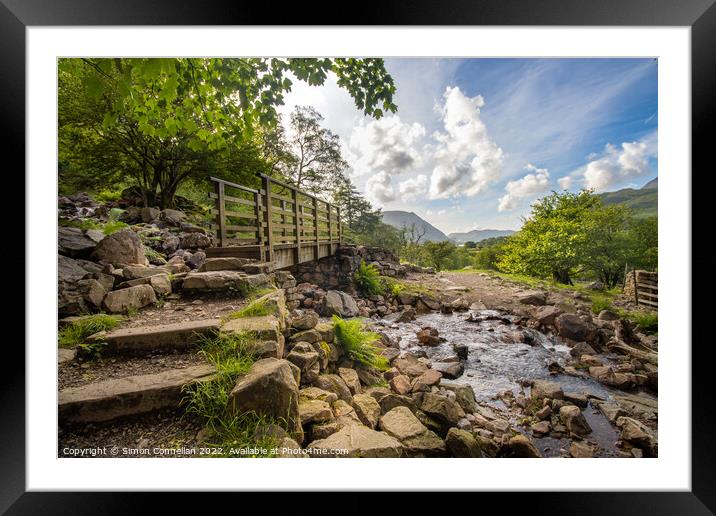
[{"xmin": 281, "ymin": 58, "xmax": 658, "ymax": 233}]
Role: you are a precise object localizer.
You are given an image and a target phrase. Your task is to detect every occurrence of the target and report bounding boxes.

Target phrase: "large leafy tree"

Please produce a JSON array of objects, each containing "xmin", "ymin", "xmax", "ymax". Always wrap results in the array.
[
  {"xmin": 498, "ymin": 191, "xmax": 598, "ymax": 284},
  {"xmin": 58, "ymin": 57, "xmax": 397, "ymax": 208}
]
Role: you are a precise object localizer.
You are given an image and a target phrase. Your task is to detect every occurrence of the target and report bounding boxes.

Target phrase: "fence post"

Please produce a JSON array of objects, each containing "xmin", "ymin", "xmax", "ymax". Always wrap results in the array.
[
  {"xmin": 313, "ymin": 197, "xmax": 320, "ymax": 260},
  {"xmin": 263, "ymin": 176, "xmax": 275, "ymax": 263},
  {"xmin": 632, "ymin": 269, "xmax": 639, "ymax": 306},
  {"xmin": 327, "ymin": 204, "xmax": 334, "ymax": 243},
  {"xmin": 292, "ymin": 188, "xmax": 301, "ymax": 265},
  {"xmin": 254, "ymin": 190, "xmax": 264, "ymax": 261},
  {"xmin": 337, "ymin": 207, "xmax": 343, "ymax": 244},
  {"xmin": 215, "ymin": 180, "xmax": 226, "ymax": 248}
]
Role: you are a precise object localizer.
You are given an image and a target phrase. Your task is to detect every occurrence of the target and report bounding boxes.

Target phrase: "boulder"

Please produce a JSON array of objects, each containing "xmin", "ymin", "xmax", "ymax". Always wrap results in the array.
[
  {"xmin": 393, "ymin": 354, "xmax": 429, "ymax": 377},
  {"xmin": 569, "ymin": 341, "xmax": 597, "ymax": 358},
  {"xmin": 530, "ymin": 379, "xmax": 564, "ymax": 400},
  {"xmin": 509, "ymin": 434, "xmax": 541, "ymax": 458},
  {"xmin": 181, "ymin": 271, "xmax": 265, "ymax": 293},
  {"xmin": 58, "ymin": 227, "xmax": 97, "ymax": 257},
  {"xmin": 534, "ymin": 305, "xmax": 563, "ymax": 326},
  {"xmin": 379, "ymin": 393, "xmax": 418, "ymax": 415},
  {"xmin": 379, "ymin": 406, "xmax": 446, "ymax": 457},
  {"xmin": 563, "ymin": 392, "xmax": 589, "ymax": 408},
  {"xmin": 227, "ymin": 358, "xmax": 302, "ymax": 441},
  {"xmin": 291, "ymin": 311, "xmax": 319, "ymax": 331},
  {"xmin": 338, "ymin": 368, "xmax": 362, "ymax": 395},
  {"xmin": 298, "ymin": 398, "xmax": 334, "ymax": 426},
  {"xmin": 616, "ymin": 416, "xmax": 657, "ymax": 456},
  {"xmin": 286, "ymin": 342, "xmax": 320, "ymax": 384},
  {"xmin": 445, "ymin": 427, "xmax": 483, "ymax": 458},
  {"xmin": 531, "ymin": 420, "xmax": 550, "ymax": 435},
  {"xmin": 102, "ymin": 284, "xmax": 157, "ymax": 313},
  {"xmin": 306, "ymin": 422, "xmax": 403, "ymax": 458},
  {"xmin": 92, "ymin": 228, "xmax": 147, "ymax": 265},
  {"xmin": 417, "ymin": 392, "xmax": 466, "ymax": 430},
  {"xmin": 394, "ymin": 308, "xmax": 417, "ymax": 323},
  {"xmin": 441, "ymin": 384, "xmax": 478, "ymax": 413},
  {"xmin": 58, "ymin": 254, "xmax": 92, "ymax": 283},
  {"xmin": 431, "ymin": 361, "xmax": 464, "ymax": 379},
  {"xmin": 416, "ymin": 327, "xmax": 442, "ymax": 346},
  {"xmin": 77, "ymin": 278, "xmax": 107, "ymax": 308},
  {"xmin": 410, "ymin": 369, "xmax": 442, "ymax": 392},
  {"xmin": 555, "ymin": 314, "xmax": 595, "ymax": 342},
  {"xmin": 352, "ymin": 393, "xmax": 381, "ymax": 429},
  {"xmin": 518, "ymin": 291, "xmax": 547, "ymax": 306},
  {"xmin": 140, "ymin": 207, "xmax": 161, "ymax": 223},
  {"xmin": 389, "ymin": 374, "xmax": 412, "ymax": 395},
  {"xmin": 559, "ymin": 405, "xmax": 592, "ymax": 436},
  {"xmin": 160, "ymin": 209, "xmax": 187, "ymax": 226},
  {"xmin": 289, "ymin": 329, "xmax": 322, "ymax": 345},
  {"xmin": 180, "ymin": 232, "xmax": 212, "ymax": 249},
  {"xmin": 299, "ymin": 387, "xmax": 338, "ymax": 404},
  {"xmin": 312, "ymin": 374, "xmax": 353, "ymax": 403},
  {"xmin": 570, "ymin": 441, "xmax": 594, "ymax": 458},
  {"xmin": 589, "ymin": 366, "xmax": 635, "ymax": 390},
  {"xmin": 320, "ymin": 290, "xmax": 359, "ymax": 318}
]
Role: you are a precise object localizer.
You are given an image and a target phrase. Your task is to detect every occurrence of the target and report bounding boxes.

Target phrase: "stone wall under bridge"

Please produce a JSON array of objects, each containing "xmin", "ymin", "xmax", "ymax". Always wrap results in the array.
[{"xmin": 292, "ymin": 245, "xmax": 406, "ymax": 292}]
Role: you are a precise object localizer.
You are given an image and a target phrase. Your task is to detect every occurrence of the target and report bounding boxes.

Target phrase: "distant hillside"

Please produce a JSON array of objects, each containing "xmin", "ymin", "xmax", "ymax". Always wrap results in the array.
[
  {"xmin": 448, "ymin": 229, "xmax": 515, "ymax": 243},
  {"xmin": 381, "ymin": 211, "xmax": 451, "ymax": 242},
  {"xmin": 598, "ymin": 178, "xmax": 657, "ymax": 218}
]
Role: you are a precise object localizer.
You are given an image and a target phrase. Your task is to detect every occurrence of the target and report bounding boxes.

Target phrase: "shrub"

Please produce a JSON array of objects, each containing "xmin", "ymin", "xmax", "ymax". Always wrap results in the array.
[
  {"xmin": 625, "ymin": 311, "xmax": 658, "ymax": 334},
  {"xmin": 590, "ymin": 295, "xmax": 614, "ymax": 315},
  {"xmin": 353, "ymin": 261, "xmax": 385, "ymax": 296},
  {"xmin": 332, "ymin": 315, "xmax": 389, "ymax": 371},
  {"xmin": 58, "ymin": 314, "xmax": 123, "ymax": 348},
  {"xmin": 103, "ymin": 220, "xmax": 129, "ymax": 235}
]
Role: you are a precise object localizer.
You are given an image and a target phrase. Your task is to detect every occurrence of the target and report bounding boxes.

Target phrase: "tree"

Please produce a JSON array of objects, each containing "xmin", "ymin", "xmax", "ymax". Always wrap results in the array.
[
  {"xmin": 498, "ymin": 191, "xmax": 599, "ymax": 284},
  {"xmin": 464, "ymin": 241, "xmax": 477, "ymax": 249},
  {"xmin": 284, "ymin": 106, "xmax": 347, "ymax": 194},
  {"xmin": 423, "ymin": 241, "xmax": 460, "ymax": 271},
  {"xmin": 58, "ymin": 57, "xmax": 397, "ymax": 208}
]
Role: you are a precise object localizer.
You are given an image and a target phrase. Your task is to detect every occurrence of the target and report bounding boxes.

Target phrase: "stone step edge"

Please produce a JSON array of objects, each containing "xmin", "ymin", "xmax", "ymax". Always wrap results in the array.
[
  {"xmin": 58, "ymin": 364, "xmax": 217, "ymax": 426},
  {"xmin": 88, "ymin": 318, "xmax": 222, "ymax": 356}
]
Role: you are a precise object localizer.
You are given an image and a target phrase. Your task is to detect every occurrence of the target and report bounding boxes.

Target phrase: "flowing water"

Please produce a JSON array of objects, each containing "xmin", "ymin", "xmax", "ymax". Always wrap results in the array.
[{"xmin": 375, "ymin": 309, "xmax": 653, "ymax": 457}]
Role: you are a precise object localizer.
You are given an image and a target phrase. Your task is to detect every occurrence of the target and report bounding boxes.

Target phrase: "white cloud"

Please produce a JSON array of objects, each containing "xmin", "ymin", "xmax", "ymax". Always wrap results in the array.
[
  {"xmin": 561, "ymin": 132, "xmax": 657, "ymax": 192},
  {"xmin": 347, "ymin": 115, "xmax": 426, "ymax": 178},
  {"xmin": 429, "ymin": 87, "xmax": 504, "ymax": 199},
  {"xmin": 398, "ymin": 174, "xmax": 428, "ymax": 200},
  {"xmin": 365, "ymin": 170, "xmax": 396, "ymax": 204},
  {"xmin": 498, "ymin": 164, "xmax": 551, "ymax": 212},
  {"xmin": 557, "ymin": 176, "xmax": 572, "ymax": 190}
]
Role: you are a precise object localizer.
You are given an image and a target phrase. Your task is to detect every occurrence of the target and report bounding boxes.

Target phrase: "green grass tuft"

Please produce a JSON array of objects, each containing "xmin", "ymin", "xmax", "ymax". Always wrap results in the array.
[
  {"xmin": 590, "ymin": 294, "xmax": 614, "ymax": 315},
  {"xmin": 103, "ymin": 220, "xmax": 129, "ymax": 235},
  {"xmin": 182, "ymin": 331, "xmax": 291, "ymax": 457},
  {"xmin": 224, "ymin": 289, "xmax": 279, "ymax": 320},
  {"xmin": 332, "ymin": 315, "xmax": 389, "ymax": 371},
  {"xmin": 58, "ymin": 314, "xmax": 123, "ymax": 348},
  {"xmin": 353, "ymin": 261, "xmax": 385, "ymax": 296},
  {"xmin": 624, "ymin": 310, "xmax": 658, "ymax": 334}
]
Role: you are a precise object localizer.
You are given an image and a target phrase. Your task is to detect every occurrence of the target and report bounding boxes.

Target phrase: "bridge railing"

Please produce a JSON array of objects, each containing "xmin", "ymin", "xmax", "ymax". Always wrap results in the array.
[{"xmin": 208, "ymin": 175, "xmax": 343, "ymax": 263}]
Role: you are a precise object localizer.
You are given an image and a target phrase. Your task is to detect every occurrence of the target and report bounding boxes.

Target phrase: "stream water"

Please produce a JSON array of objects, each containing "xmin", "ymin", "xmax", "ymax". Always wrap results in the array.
[{"xmin": 375, "ymin": 309, "xmax": 652, "ymax": 457}]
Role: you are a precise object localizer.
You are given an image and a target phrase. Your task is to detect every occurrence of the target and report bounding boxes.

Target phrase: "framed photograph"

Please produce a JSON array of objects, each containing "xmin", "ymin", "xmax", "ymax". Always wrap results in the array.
[{"xmin": 5, "ymin": 0, "xmax": 713, "ymax": 511}]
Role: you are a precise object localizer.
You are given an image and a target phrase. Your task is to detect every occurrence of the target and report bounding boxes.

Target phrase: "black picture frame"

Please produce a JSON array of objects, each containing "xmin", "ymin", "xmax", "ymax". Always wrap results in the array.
[{"xmin": 4, "ymin": 0, "xmax": 712, "ymax": 512}]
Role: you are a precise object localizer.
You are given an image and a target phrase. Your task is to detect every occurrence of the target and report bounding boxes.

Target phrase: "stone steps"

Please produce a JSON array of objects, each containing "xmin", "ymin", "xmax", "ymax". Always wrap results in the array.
[
  {"xmin": 88, "ymin": 319, "xmax": 221, "ymax": 356},
  {"xmin": 59, "ymin": 364, "xmax": 216, "ymax": 426}
]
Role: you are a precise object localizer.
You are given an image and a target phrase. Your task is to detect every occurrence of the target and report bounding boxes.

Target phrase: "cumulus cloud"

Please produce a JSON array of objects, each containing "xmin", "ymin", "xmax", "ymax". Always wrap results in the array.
[
  {"xmin": 557, "ymin": 176, "xmax": 572, "ymax": 190},
  {"xmin": 398, "ymin": 174, "xmax": 428, "ymax": 200},
  {"xmin": 498, "ymin": 164, "xmax": 551, "ymax": 212},
  {"xmin": 559, "ymin": 132, "xmax": 657, "ymax": 193},
  {"xmin": 347, "ymin": 115, "xmax": 426, "ymax": 178},
  {"xmin": 365, "ymin": 170, "xmax": 396, "ymax": 203},
  {"xmin": 429, "ymin": 87, "xmax": 504, "ymax": 199}
]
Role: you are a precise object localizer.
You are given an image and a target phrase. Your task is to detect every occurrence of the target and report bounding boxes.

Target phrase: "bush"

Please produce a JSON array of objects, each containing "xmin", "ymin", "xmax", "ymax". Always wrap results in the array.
[
  {"xmin": 625, "ymin": 311, "xmax": 658, "ymax": 334},
  {"xmin": 58, "ymin": 314, "xmax": 123, "ymax": 348},
  {"xmin": 332, "ymin": 315, "xmax": 389, "ymax": 371},
  {"xmin": 590, "ymin": 295, "xmax": 614, "ymax": 315},
  {"xmin": 353, "ymin": 261, "xmax": 385, "ymax": 296}
]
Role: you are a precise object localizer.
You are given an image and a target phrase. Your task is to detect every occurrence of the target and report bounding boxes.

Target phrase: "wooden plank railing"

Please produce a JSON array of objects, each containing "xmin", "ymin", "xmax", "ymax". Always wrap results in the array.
[{"xmin": 208, "ymin": 175, "xmax": 343, "ymax": 264}]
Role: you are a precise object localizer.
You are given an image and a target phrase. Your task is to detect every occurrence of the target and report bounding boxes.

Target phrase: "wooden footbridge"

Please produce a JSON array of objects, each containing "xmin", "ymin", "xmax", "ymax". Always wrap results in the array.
[{"xmin": 205, "ymin": 175, "xmax": 343, "ymax": 269}]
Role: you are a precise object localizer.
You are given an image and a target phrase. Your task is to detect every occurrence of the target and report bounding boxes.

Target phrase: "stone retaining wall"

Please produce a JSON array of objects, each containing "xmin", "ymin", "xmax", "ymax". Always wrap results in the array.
[{"xmin": 292, "ymin": 245, "xmax": 405, "ymax": 292}]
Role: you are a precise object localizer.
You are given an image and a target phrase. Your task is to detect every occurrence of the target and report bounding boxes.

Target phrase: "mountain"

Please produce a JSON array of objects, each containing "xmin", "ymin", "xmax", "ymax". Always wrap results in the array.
[
  {"xmin": 381, "ymin": 211, "xmax": 451, "ymax": 242},
  {"xmin": 642, "ymin": 177, "xmax": 658, "ymax": 189},
  {"xmin": 598, "ymin": 177, "xmax": 657, "ymax": 218},
  {"xmin": 448, "ymin": 229, "xmax": 515, "ymax": 243}
]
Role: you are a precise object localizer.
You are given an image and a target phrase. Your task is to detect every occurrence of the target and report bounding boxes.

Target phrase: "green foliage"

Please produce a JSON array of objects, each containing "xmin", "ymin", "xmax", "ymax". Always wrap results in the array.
[
  {"xmin": 126, "ymin": 306, "xmax": 139, "ymax": 317},
  {"xmin": 332, "ymin": 315, "xmax": 389, "ymax": 371},
  {"xmin": 381, "ymin": 277, "xmax": 404, "ymax": 297},
  {"xmin": 143, "ymin": 245, "xmax": 166, "ymax": 263},
  {"xmin": 58, "ymin": 314, "xmax": 123, "ymax": 348},
  {"xmin": 353, "ymin": 261, "xmax": 385, "ymax": 296},
  {"xmin": 226, "ymin": 295, "xmax": 276, "ymax": 319},
  {"xmin": 59, "ymin": 57, "xmax": 396, "ymax": 209},
  {"xmin": 624, "ymin": 311, "xmax": 658, "ymax": 334},
  {"xmin": 76, "ymin": 341, "xmax": 108, "ymax": 360},
  {"xmin": 94, "ymin": 186, "xmax": 125, "ymax": 203},
  {"xmin": 497, "ymin": 190, "xmax": 658, "ymax": 287},
  {"xmin": 103, "ymin": 220, "xmax": 129, "ymax": 235},
  {"xmin": 590, "ymin": 295, "xmax": 614, "ymax": 315}
]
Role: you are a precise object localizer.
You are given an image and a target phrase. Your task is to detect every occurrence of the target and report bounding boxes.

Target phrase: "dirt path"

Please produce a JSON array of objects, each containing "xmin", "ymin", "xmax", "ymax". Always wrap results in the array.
[{"xmin": 401, "ymin": 270, "xmax": 592, "ymax": 316}]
